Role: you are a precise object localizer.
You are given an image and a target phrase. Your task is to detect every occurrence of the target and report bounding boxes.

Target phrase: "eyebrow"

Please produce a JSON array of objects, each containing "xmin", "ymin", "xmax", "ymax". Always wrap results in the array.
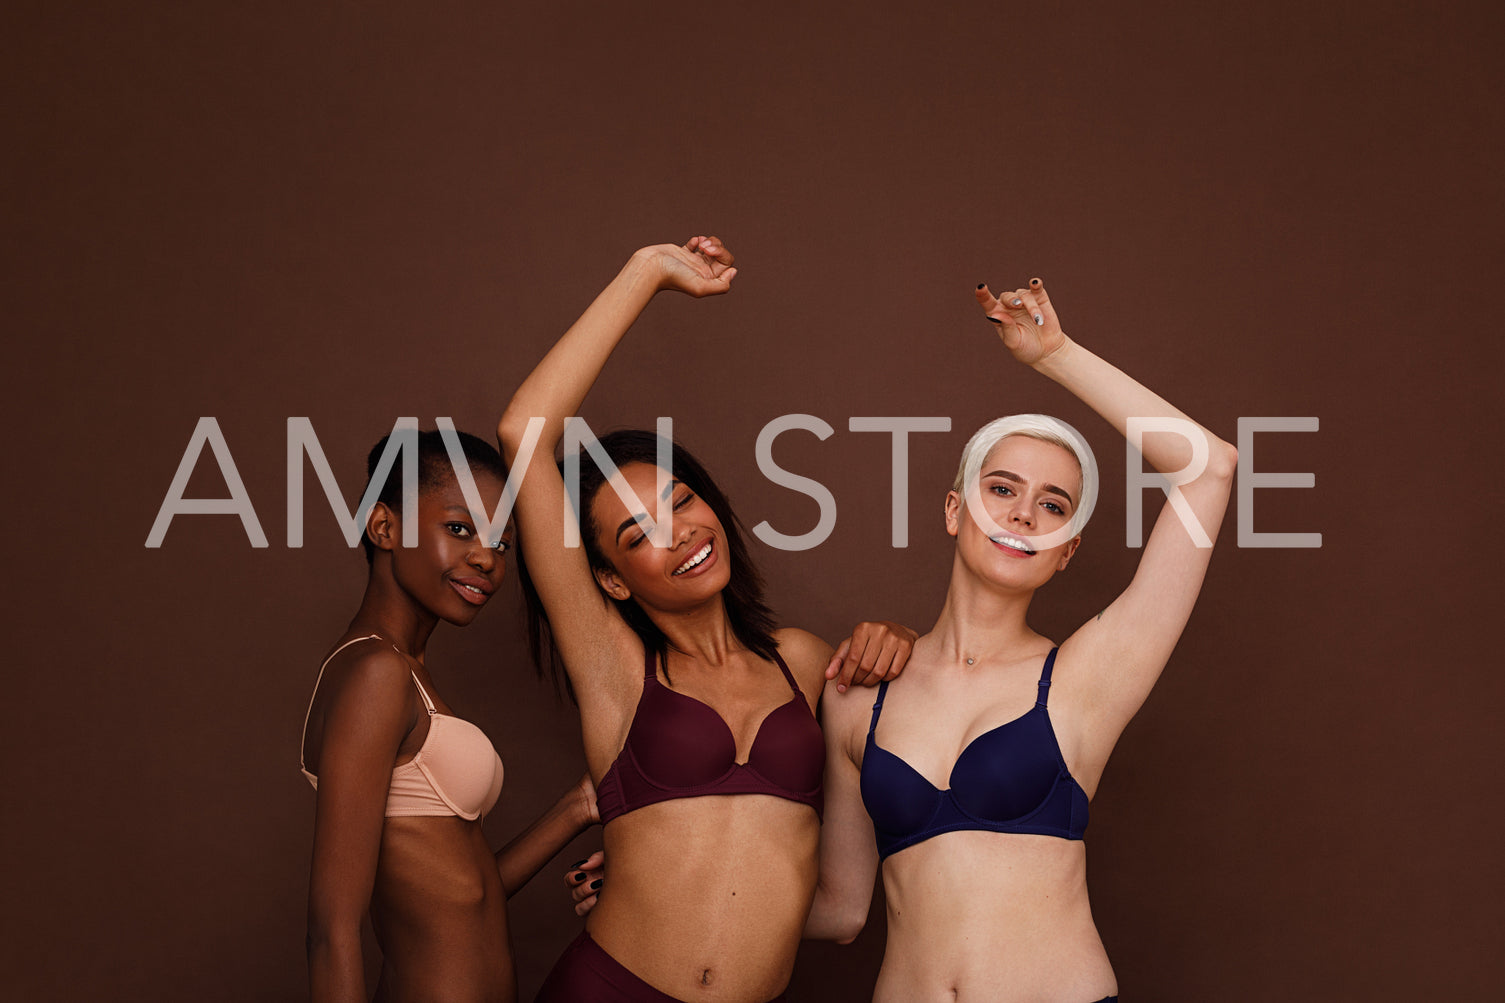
[
  {"xmin": 615, "ymin": 480, "xmax": 685, "ymax": 542},
  {"xmin": 984, "ymin": 469, "xmax": 1075, "ymax": 507}
]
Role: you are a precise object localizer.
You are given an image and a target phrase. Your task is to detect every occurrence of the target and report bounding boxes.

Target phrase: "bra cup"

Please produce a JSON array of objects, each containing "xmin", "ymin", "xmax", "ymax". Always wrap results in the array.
[
  {"xmin": 743, "ymin": 698, "xmax": 824, "ymax": 793},
  {"xmin": 631, "ymin": 685, "xmax": 739, "ymax": 787},
  {"xmin": 419, "ymin": 716, "xmax": 506, "ymax": 816},
  {"xmin": 861, "ymin": 745, "xmax": 945, "ymax": 835},
  {"xmin": 950, "ymin": 710, "xmax": 1059, "ymax": 822}
]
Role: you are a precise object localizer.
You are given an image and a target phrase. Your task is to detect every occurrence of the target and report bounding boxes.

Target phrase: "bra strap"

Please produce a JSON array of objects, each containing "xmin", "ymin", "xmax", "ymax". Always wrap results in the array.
[
  {"xmin": 1036, "ymin": 647, "xmax": 1060, "ymax": 708},
  {"xmin": 300, "ymin": 634, "xmax": 388, "ymax": 768},
  {"xmin": 409, "ymin": 673, "xmax": 438, "ymax": 715},
  {"xmin": 770, "ymin": 650, "xmax": 801, "ymax": 694},
  {"xmin": 868, "ymin": 680, "xmax": 891, "ymax": 736},
  {"xmin": 644, "ymin": 647, "xmax": 659, "ymax": 681}
]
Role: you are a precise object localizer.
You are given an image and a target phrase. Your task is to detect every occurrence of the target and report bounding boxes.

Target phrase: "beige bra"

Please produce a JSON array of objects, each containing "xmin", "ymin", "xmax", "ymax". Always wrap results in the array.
[{"xmin": 300, "ymin": 635, "xmax": 504, "ymax": 819}]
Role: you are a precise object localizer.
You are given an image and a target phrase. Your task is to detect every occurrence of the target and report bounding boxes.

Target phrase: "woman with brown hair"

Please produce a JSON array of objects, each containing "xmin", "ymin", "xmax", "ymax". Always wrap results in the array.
[{"xmin": 499, "ymin": 235, "xmax": 913, "ymax": 1002}]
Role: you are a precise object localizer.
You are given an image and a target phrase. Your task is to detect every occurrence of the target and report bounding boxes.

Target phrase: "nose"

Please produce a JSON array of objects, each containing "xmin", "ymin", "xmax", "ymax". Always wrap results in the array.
[
  {"xmin": 1007, "ymin": 496, "xmax": 1034, "ymax": 528},
  {"xmin": 467, "ymin": 539, "xmax": 499, "ymax": 572},
  {"xmin": 672, "ymin": 515, "xmax": 694, "ymax": 548}
]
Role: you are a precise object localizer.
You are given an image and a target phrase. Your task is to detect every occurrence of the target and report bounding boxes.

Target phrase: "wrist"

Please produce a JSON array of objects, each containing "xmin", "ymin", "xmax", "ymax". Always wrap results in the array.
[
  {"xmin": 1030, "ymin": 333, "xmax": 1077, "ymax": 378},
  {"xmin": 625, "ymin": 246, "xmax": 670, "ymax": 292},
  {"xmin": 571, "ymin": 778, "xmax": 598, "ymax": 829}
]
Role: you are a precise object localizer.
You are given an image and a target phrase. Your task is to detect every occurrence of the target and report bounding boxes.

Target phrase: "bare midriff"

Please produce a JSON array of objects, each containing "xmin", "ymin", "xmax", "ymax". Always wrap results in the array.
[
  {"xmin": 875, "ymin": 830, "xmax": 1116, "ymax": 1003},
  {"xmin": 370, "ymin": 817, "xmax": 514, "ymax": 1003},
  {"xmin": 588, "ymin": 795, "xmax": 820, "ymax": 1002}
]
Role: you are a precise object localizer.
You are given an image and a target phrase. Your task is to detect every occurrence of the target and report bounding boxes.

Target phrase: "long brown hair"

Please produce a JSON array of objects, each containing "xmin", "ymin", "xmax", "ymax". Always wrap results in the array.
[{"xmin": 516, "ymin": 429, "xmax": 778, "ymax": 698}]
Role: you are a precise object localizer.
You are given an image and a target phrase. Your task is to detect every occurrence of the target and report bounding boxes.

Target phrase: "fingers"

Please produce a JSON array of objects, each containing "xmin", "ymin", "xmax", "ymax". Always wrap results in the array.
[
  {"xmin": 1027, "ymin": 277, "xmax": 1055, "ymax": 327},
  {"xmin": 976, "ymin": 282, "xmax": 1029, "ymax": 325},
  {"xmin": 566, "ymin": 850, "xmax": 605, "ymax": 914},
  {"xmin": 825, "ymin": 639, "xmax": 851, "ymax": 682},
  {"xmin": 878, "ymin": 626, "xmax": 917, "ymax": 680},
  {"xmin": 836, "ymin": 623, "xmax": 915, "ymax": 690},
  {"xmin": 978, "ymin": 278, "xmax": 1054, "ymax": 329},
  {"xmin": 572, "ymin": 874, "xmax": 602, "ymax": 913},
  {"xmin": 833, "ymin": 632, "xmax": 876, "ymax": 692},
  {"xmin": 686, "ymin": 235, "xmax": 735, "ymax": 268},
  {"xmin": 1007, "ymin": 279, "xmax": 1048, "ymax": 326},
  {"xmin": 975, "ymin": 283, "xmax": 1005, "ymax": 322},
  {"xmin": 680, "ymin": 234, "xmax": 738, "ymax": 296}
]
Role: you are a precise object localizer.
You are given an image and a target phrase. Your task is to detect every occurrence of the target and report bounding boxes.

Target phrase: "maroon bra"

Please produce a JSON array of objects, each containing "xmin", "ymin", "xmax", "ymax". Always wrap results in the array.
[{"xmin": 594, "ymin": 647, "xmax": 825, "ymax": 823}]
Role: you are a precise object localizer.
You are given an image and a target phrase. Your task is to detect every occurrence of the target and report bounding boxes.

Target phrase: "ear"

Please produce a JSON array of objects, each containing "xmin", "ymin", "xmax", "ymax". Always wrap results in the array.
[
  {"xmin": 593, "ymin": 565, "xmax": 631, "ymax": 601},
  {"xmin": 1056, "ymin": 535, "xmax": 1082, "ymax": 571},
  {"xmin": 944, "ymin": 490, "xmax": 962, "ymax": 538},
  {"xmin": 367, "ymin": 502, "xmax": 398, "ymax": 554}
]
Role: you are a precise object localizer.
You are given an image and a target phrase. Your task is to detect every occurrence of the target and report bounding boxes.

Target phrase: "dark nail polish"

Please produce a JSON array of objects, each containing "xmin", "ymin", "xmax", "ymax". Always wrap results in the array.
[
  {"xmin": 572, "ymin": 871, "xmax": 586, "ymax": 883},
  {"xmin": 977, "ymin": 283, "xmax": 985, "ymax": 289},
  {"xmin": 986, "ymin": 317, "xmax": 1003, "ymax": 324},
  {"xmin": 571, "ymin": 858, "xmax": 588, "ymax": 868},
  {"xmin": 590, "ymin": 879, "xmax": 602, "ymax": 890},
  {"xmin": 1030, "ymin": 278, "xmax": 1041, "ymax": 286}
]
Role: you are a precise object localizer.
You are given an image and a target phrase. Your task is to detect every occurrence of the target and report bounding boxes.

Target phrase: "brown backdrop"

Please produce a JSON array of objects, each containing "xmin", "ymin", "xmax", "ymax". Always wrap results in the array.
[{"xmin": 7, "ymin": 1, "xmax": 1501, "ymax": 999}]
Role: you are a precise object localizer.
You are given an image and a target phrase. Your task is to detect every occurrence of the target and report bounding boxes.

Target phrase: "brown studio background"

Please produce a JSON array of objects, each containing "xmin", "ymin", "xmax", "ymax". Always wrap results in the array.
[{"xmin": 6, "ymin": 1, "xmax": 1501, "ymax": 999}]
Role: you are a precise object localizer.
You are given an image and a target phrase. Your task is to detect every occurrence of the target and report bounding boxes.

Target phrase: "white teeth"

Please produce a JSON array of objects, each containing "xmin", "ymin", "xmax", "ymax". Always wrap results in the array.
[
  {"xmin": 674, "ymin": 542, "xmax": 713, "ymax": 575},
  {"xmin": 461, "ymin": 583, "xmax": 484, "ymax": 594},
  {"xmin": 990, "ymin": 535, "xmax": 1034, "ymax": 554}
]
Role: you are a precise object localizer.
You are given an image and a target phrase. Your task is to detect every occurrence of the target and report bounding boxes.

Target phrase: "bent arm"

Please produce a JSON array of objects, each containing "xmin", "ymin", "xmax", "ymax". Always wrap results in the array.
[
  {"xmin": 496, "ymin": 240, "xmax": 736, "ymax": 698},
  {"xmin": 980, "ymin": 281, "xmax": 1237, "ymax": 742},
  {"xmin": 803, "ymin": 683, "xmax": 880, "ymax": 943},
  {"xmin": 494, "ymin": 774, "xmax": 598, "ymax": 897},
  {"xmin": 1039, "ymin": 337, "xmax": 1235, "ymax": 725}
]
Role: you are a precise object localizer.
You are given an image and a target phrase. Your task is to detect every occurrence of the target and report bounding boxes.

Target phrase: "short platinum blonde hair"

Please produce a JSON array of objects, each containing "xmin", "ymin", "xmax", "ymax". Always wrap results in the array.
[{"xmin": 952, "ymin": 414, "xmax": 1099, "ymax": 538}]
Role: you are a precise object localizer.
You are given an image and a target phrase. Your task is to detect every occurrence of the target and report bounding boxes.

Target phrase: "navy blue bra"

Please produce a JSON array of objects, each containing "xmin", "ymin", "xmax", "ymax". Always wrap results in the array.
[{"xmin": 859, "ymin": 647, "xmax": 1089, "ymax": 859}]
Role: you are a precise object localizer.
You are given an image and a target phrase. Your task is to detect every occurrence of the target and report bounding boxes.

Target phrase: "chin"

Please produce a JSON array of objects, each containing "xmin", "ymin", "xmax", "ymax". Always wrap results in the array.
[{"xmin": 441, "ymin": 604, "xmax": 486, "ymax": 627}]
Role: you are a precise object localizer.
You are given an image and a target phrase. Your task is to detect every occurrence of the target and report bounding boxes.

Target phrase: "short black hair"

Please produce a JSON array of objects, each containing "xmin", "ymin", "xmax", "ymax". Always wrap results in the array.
[{"xmin": 360, "ymin": 428, "xmax": 507, "ymax": 563}]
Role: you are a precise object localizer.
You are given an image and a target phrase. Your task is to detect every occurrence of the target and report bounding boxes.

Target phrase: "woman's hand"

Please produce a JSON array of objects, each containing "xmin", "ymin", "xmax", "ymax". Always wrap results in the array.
[
  {"xmin": 565, "ymin": 850, "xmax": 605, "ymax": 916},
  {"xmin": 639, "ymin": 235, "xmax": 738, "ymax": 297},
  {"xmin": 976, "ymin": 277, "xmax": 1067, "ymax": 366},
  {"xmin": 825, "ymin": 621, "xmax": 920, "ymax": 693}
]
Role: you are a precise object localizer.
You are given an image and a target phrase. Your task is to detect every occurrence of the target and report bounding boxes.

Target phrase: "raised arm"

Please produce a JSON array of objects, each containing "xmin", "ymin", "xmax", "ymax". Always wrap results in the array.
[
  {"xmin": 976, "ymin": 280, "xmax": 1238, "ymax": 753},
  {"xmin": 496, "ymin": 238, "xmax": 736, "ymax": 699}
]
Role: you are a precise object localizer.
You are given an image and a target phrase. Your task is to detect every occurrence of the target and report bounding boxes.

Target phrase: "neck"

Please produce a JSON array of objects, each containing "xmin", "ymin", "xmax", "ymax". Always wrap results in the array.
[
  {"xmin": 642, "ymin": 594, "xmax": 744, "ymax": 667},
  {"xmin": 349, "ymin": 564, "xmax": 439, "ymax": 661},
  {"xmin": 926, "ymin": 551, "xmax": 1041, "ymax": 665}
]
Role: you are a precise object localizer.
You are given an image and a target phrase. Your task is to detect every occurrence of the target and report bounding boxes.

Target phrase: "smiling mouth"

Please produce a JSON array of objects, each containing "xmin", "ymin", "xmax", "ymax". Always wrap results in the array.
[
  {"xmin": 451, "ymin": 579, "xmax": 492, "ymax": 605},
  {"xmin": 989, "ymin": 534, "xmax": 1037, "ymax": 556},
  {"xmin": 672, "ymin": 540, "xmax": 714, "ymax": 575}
]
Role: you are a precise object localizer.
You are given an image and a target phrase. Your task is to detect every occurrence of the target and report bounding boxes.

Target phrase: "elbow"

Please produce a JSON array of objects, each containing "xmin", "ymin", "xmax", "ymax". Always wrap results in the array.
[
  {"xmin": 1204, "ymin": 439, "xmax": 1239, "ymax": 483},
  {"xmin": 305, "ymin": 921, "xmax": 354, "ymax": 964},
  {"xmin": 810, "ymin": 894, "xmax": 869, "ymax": 944},
  {"xmin": 306, "ymin": 899, "xmax": 362, "ymax": 959},
  {"xmin": 833, "ymin": 906, "xmax": 867, "ymax": 945},
  {"xmin": 834, "ymin": 927, "xmax": 863, "ymax": 946},
  {"xmin": 497, "ymin": 409, "xmax": 530, "ymax": 452}
]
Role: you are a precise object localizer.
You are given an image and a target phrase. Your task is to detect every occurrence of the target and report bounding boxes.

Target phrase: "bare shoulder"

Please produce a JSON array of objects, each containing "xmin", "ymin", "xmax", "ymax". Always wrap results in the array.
[
  {"xmin": 773, "ymin": 626, "xmax": 835, "ymax": 686},
  {"xmin": 304, "ymin": 638, "xmax": 417, "ymax": 774},
  {"xmin": 317, "ymin": 637, "xmax": 414, "ymax": 711},
  {"xmin": 818, "ymin": 673, "xmax": 877, "ymax": 745}
]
